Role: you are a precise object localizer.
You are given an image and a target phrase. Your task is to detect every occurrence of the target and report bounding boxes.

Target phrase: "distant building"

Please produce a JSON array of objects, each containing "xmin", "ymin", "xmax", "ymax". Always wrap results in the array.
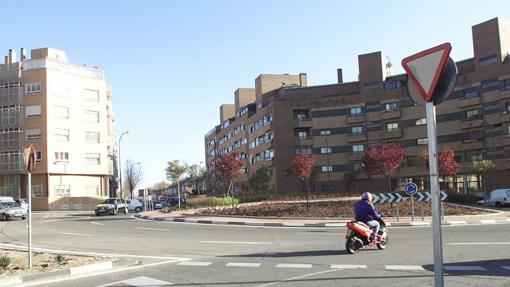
[
  {"xmin": 0, "ymin": 47, "xmax": 117, "ymax": 210},
  {"xmin": 204, "ymin": 18, "xmax": 510, "ymax": 195}
]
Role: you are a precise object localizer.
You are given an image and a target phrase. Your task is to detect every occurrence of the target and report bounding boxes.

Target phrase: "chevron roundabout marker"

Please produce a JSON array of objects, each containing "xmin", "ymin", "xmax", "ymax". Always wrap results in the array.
[{"xmin": 402, "ymin": 43, "xmax": 458, "ymax": 287}]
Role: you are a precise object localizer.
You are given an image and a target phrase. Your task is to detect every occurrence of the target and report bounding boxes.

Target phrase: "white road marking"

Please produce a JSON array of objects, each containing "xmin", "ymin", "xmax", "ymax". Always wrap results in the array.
[
  {"xmin": 444, "ymin": 266, "xmax": 486, "ymax": 271},
  {"xmin": 276, "ymin": 263, "xmax": 312, "ymax": 269},
  {"xmin": 385, "ymin": 265, "xmax": 426, "ymax": 271},
  {"xmin": 480, "ymin": 220, "xmax": 496, "ymax": 224},
  {"xmin": 21, "ymin": 259, "xmax": 183, "ymax": 287},
  {"xmin": 330, "ymin": 264, "xmax": 367, "ymax": 269},
  {"xmin": 502, "ymin": 266, "xmax": 510, "ymax": 271},
  {"xmin": 0, "ymin": 243, "xmax": 191, "ymax": 261},
  {"xmin": 38, "ymin": 219, "xmax": 61, "ymax": 224},
  {"xmin": 448, "ymin": 221, "xmax": 467, "ymax": 225},
  {"xmin": 178, "ymin": 261, "xmax": 212, "ymax": 266},
  {"xmin": 135, "ymin": 227, "xmax": 168, "ymax": 231},
  {"xmin": 61, "ymin": 232, "xmax": 94, "ymax": 237},
  {"xmin": 226, "ymin": 262, "xmax": 261, "ymax": 267},
  {"xmin": 90, "ymin": 222, "xmax": 104, "ymax": 226},
  {"xmin": 97, "ymin": 276, "xmax": 173, "ymax": 287},
  {"xmin": 448, "ymin": 242, "xmax": 510, "ymax": 245},
  {"xmin": 254, "ymin": 269, "xmax": 342, "ymax": 287},
  {"xmin": 201, "ymin": 240, "xmax": 272, "ymax": 245},
  {"xmin": 506, "ymin": 219, "xmax": 510, "ymax": 223}
]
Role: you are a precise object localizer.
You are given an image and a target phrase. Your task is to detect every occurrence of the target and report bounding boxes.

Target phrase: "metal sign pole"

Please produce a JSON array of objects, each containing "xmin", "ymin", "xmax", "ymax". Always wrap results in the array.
[
  {"xmin": 27, "ymin": 171, "xmax": 32, "ymax": 268},
  {"xmin": 426, "ymin": 102, "xmax": 444, "ymax": 287},
  {"xmin": 411, "ymin": 195, "xmax": 415, "ymax": 221},
  {"xmin": 396, "ymin": 203, "xmax": 400, "ymax": 221},
  {"xmin": 421, "ymin": 201, "xmax": 425, "ymax": 221}
]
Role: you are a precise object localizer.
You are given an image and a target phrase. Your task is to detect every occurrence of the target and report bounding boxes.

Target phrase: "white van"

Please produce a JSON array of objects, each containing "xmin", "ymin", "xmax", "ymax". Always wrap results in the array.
[{"xmin": 477, "ymin": 189, "xmax": 510, "ymax": 207}]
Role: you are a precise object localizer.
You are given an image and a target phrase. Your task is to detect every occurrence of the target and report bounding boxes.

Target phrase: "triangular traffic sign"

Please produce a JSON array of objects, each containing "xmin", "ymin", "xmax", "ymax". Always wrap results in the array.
[{"xmin": 401, "ymin": 43, "xmax": 452, "ymax": 102}]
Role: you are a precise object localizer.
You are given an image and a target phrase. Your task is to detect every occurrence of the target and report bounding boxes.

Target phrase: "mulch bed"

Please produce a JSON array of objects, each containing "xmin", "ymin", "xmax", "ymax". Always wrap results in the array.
[{"xmin": 194, "ymin": 200, "xmax": 485, "ymax": 218}]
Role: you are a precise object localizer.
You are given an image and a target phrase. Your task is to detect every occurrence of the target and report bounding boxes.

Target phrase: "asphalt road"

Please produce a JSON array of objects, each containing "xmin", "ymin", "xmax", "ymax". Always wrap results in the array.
[{"xmin": 1, "ymin": 212, "xmax": 509, "ymax": 286}]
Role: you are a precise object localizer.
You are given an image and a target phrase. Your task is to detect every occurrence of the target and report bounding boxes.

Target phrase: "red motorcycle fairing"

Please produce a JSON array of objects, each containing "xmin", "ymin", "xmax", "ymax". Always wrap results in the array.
[{"xmin": 346, "ymin": 221, "xmax": 372, "ymax": 238}]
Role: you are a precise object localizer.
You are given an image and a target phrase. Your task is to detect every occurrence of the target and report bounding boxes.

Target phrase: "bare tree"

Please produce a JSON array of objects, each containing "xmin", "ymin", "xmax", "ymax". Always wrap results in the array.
[{"xmin": 124, "ymin": 158, "xmax": 143, "ymax": 199}]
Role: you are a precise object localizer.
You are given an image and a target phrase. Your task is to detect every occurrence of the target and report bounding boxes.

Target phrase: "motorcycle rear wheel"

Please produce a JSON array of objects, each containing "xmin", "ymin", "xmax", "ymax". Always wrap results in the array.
[{"xmin": 346, "ymin": 237, "xmax": 362, "ymax": 254}]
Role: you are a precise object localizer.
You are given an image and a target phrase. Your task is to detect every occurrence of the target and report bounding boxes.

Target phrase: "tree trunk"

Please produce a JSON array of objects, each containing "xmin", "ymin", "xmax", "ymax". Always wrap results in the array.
[
  {"xmin": 386, "ymin": 176, "xmax": 392, "ymax": 192},
  {"xmin": 230, "ymin": 180, "xmax": 235, "ymax": 210},
  {"xmin": 306, "ymin": 179, "xmax": 310, "ymax": 212}
]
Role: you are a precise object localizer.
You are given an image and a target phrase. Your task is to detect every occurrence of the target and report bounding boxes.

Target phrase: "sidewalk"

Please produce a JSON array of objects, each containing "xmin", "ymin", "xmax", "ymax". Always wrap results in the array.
[{"xmin": 135, "ymin": 205, "xmax": 510, "ymax": 228}]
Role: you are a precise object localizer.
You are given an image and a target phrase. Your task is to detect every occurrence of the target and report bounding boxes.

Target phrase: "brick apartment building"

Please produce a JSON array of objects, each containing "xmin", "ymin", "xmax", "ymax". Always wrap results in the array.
[
  {"xmin": 0, "ymin": 47, "xmax": 117, "ymax": 210},
  {"xmin": 205, "ymin": 17, "xmax": 510, "ymax": 195}
]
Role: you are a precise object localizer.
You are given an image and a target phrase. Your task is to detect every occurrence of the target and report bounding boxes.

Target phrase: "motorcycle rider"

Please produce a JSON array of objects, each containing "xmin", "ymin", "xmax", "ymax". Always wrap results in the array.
[{"xmin": 354, "ymin": 192, "xmax": 381, "ymax": 242}]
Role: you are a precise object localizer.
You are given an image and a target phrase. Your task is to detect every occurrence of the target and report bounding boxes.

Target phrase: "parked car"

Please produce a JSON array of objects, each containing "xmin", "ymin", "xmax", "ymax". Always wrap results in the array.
[
  {"xmin": 167, "ymin": 197, "xmax": 186, "ymax": 206},
  {"xmin": 476, "ymin": 189, "xmax": 510, "ymax": 207},
  {"xmin": 95, "ymin": 198, "xmax": 128, "ymax": 216},
  {"xmin": 127, "ymin": 199, "xmax": 143, "ymax": 213},
  {"xmin": 153, "ymin": 201, "xmax": 163, "ymax": 210},
  {"xmin": 0, "ymin": 196, "xmax": 27, "ymax": 221},
  {"xmin": 15, "ymin": 198, "xmax": 28, "ymax": 210}
]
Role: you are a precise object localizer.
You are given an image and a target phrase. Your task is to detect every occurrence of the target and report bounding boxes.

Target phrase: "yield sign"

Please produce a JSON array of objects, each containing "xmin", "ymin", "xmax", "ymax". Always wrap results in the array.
[{"xmin": 401, "ymin": 43, "xmax": 452, "ymax": 102}]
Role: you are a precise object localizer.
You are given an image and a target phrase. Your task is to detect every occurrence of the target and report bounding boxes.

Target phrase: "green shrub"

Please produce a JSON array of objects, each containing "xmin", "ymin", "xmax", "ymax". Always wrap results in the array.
[
  {"xmin": 0, "ymin": 255, "xmax": 11, "ymax": 269},
  {"xmin": 445, "ymin": 191, "xmax": 478, "ymax": 204},
  {"xmin": 215, "ymin": 196, "xmax": 239, "ymax": 206},
  {"xmin": 186, "ymin": 196, "xmax": 218, "ymax": 208},
  {"xmin": 55, "ymin": 254, "xmax": 65, "ymax": 265}
]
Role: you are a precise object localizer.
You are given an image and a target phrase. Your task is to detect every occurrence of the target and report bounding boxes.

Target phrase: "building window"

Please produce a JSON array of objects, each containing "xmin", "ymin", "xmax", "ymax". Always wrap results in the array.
[
  {"xmin": 320, "ymin": 129, "xmax": 331, "ymax": 135},
  {"xmin": 465, "ymin": 109, "xmax": 479, "ymax": 119},
  {"xmin": 83, "ymin": 89, "xmax": 99, "ymax": 102},
  {"xmin": 35, "ymin": 151, "xmax": 42, "ymax": 162},
  {"xmin": 55, "ymin": 185, "xmax": 71, "ymax": 197},
  {"xmin": 320, "ymin": 147, "xmax": 332, "ymax": 154},
  {"xmin": 385, "ymin": 102, "xmax": 398, "ymax": 111},
  {"xmin": 364, "ymin": 81, "xmax": 380, "ymax": 90},
  {"xmin": 479, "ymin": 54, "xmax": 497, "ymax": 66},
  {"xmin": 25, "ymin": 82, "xmax": 41, "ymax": 94},
  {"xmin": 469, "ymin": 153, "xmax": 483, "ymax": 161},
  {"xmin": 297, "ymin": 130, "xmax": 310, "ymax": 140},
  {"xmin": 295, "ymin": 146, "xmax": 312, "ymax": 155},
  {"xmin": 54, "ymin": 128, "xmax": 70, "ymax": 142},
  {"xmin": 417, "ymin": 138, "xmax": 428, "ymax": 145},
  {"xmin": 26, "ymin": 128, "xmax": 41, "ymax": 140},
  {"xmin": 32, "ymin": 185, "xmax": 43, "ymax": 197},
  {"xmin": 321, "ymin": 165, "xmax": 333, "ymax": 173},
  {"xmin": 415, "ymin": 118, "xmax": 427, "ymax": 126},
  {"xmin": 350, "ymin": 107, "xmax": 362, "ymax": 116},
  {"xmin": 85, "ymin": 131, "xmax": 100, "ymax": 144},
  {"xmin": 506, "ymin": 102, "xmax": 510, "ymax": 113},
  {"xmin": 384, "ymin": 81, "xmax": 402, "ymax": 90},
  {"xmin": 463, "ymin": 87, "xmax": 480, "ymax": 98},
  {"xmin": 386, "ymin": 122, "xmax": 399, "ymax": 131},
  {"xmin": 85, "ymin": 153, "xmax": 100, "ymax": 165},
  {"xmin": 83, "ymin": 110, "xmax": 100, "ymax": 123},
  {"xmin": 53, "ymin": 106, "xmax": 70, "ymax": 119},
  {"xmin": 85, "ymin": 185, "xmax": 100, "ymax": 196},
  {"xmin": 26, "ymin": 105, "xmax": 41, "ymax": 117},
  {"xmin": 352, "ymin": 144, "xmax": 364, "ymax": 154},
  {"xmin": 55, "ymin": 152, "xmax": 69, "ymax": 162},
  {"xmin": 321, "ymin": 184, "xmax": 335, "ymax": 191},
  {"xmin": 351, "ymin": 126, "xmax": 363, "ymax": 135}
]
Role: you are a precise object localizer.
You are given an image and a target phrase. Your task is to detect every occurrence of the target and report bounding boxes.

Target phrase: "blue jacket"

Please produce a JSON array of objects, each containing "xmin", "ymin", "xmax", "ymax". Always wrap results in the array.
[{"xmin": 354, "ymin": 199, "xmax": 381, "ymax": 223}]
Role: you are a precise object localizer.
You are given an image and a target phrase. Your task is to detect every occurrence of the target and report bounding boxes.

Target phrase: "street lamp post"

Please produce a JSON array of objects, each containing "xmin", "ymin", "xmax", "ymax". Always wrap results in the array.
[{"xmin": 118, "ymin": 131, "xmax": 129, "ymax": 199}]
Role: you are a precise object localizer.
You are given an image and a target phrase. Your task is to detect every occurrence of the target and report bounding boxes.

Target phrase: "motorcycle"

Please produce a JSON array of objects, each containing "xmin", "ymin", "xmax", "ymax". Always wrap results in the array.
[{"xmin": 345, "ymin": 218, "xmax": 388, "ymax": 254}]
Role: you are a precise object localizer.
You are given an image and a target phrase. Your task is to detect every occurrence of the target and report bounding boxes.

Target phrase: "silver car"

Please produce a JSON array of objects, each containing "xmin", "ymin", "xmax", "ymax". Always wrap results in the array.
[{"xmin": 0, "ymin": 197, "xmax": 27, "ymax": 221}]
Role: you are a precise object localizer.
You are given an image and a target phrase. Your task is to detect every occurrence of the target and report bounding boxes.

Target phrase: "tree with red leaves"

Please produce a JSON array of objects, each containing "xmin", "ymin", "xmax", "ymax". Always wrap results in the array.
[
  {"xmin": 286, "ymin": 155, "xmax": 315, "ymax": 210},
  {"xmin": 214, "ymin": 152, "xmax": 244, "ymax": 200},
  {"xmin": 420, "ymin": 147, "xmax": 460, "ymax": 192},
  {"xmin": 362, "ymin": 143, "xmax": 406, "ymax": 192}
]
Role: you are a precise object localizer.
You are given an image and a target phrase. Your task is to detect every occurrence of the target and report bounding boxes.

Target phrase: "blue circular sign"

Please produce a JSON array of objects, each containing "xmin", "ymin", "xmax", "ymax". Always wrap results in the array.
[{"xmin": 404, "ymin": 182, "xmax": 418, "ymax": 196}]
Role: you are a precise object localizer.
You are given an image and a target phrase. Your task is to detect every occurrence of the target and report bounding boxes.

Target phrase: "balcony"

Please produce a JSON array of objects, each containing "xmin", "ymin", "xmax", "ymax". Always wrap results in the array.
[
  {"xmin": 381, "ymin": 128, "xmax": 402, "ymax": 139},
  {"xmin": 381, "ymin": 109, "xmax": 401, "ymax": 120},
  {"xmin": 349, "ymin": 153, "xmax": 363, "ymax": 161},
  {"xmin": 347, "ymin": 133, "xmax": 367, "ymax": 142},
  {"xmin": 294, "ymin": 118, "xmax": 312, "ymax": 127},
  {"xmin": 458, "ymin": 97, "xmax": 481, "ymax": 108},
  {"xmin": 460, "ymin": 118, "xmax": 483, "ymax": 129},
  {"xmin": 462, "ymin": 140, "xmax": 484, "ymax": 150},
  {"xmin": 347, "ymin": 115, "xmax": 366, "ymax": 124}
]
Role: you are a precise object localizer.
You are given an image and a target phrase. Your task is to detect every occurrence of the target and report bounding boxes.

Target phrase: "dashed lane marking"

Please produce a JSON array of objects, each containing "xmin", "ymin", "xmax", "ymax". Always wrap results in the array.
[
  {"xmin": 385, "ymin": 265, "xmax": 426, "ymax": 271},
  {"xmin": 448, "ymin": 221, "xmax": 467, "ymax": 225},
  {"xmin": 97, "ymin": 276, "xmax": 173, "ymax": 286},
  {"xmin": 276, "ymin": 263, "xmax": 312, "ymax": 269},
  {"xmin": 178, "ymin": 261, "xmax": 212, "ymax": 266},
  {"xmin": 226, "ymin": 262, "xmax": 261, "ymax": 268},
  {"xmin": 134, "ymin": 227, "xmax": 168, "ymax": 231},
  {"xmin": 90, "ymin": 222, "xmax": 105, "ymax": 226},
  {"xmin": 201, "ymin": 240, "xmax": 272, "ymax": 245},
  {"xmin": 444, "ymin": 266, "xmax": 487, "ymax": 271},
  {"xmin": 61, "ymin": 232, "xmax": 94, "ymax": 237},
  {"xmin": 330, "ymin": 264, "xmax": 367, "ymax": 269},
  {"xmin": 448, "ymin": 242, "xmax": 510, "ymax": 245}
]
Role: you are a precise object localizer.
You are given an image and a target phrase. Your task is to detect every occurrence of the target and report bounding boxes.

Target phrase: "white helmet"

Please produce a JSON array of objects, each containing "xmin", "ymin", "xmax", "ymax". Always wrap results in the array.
[{"xmin": 361, "ymin": 192, "xmax": 373, "ymax": 201}]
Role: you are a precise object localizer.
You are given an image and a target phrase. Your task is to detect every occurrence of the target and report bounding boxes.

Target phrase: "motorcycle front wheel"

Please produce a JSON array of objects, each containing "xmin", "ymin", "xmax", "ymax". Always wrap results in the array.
[
  {"xmin": 346, "ymin": 237, "xmax": 362, "ymax": 254},
  {"xmin": 377, "ymin": 235, "xmax": 388, "ymax": 250}
]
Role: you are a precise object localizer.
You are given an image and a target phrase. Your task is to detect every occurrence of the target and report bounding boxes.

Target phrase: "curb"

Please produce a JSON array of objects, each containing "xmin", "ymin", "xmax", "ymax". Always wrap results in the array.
[
  {"xmin": 134, "ymin": 214, "xmax": 510, "ymax": 228},
  {"xmin": 0, "ymin": 259, "xmax": 135, "ymax": 287}
]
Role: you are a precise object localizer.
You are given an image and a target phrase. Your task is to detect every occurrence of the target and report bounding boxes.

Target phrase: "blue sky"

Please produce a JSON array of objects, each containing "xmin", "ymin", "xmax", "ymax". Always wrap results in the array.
[{"xmin": 2, "ymin": 0, "xmax": 509, "ymax": 187}]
